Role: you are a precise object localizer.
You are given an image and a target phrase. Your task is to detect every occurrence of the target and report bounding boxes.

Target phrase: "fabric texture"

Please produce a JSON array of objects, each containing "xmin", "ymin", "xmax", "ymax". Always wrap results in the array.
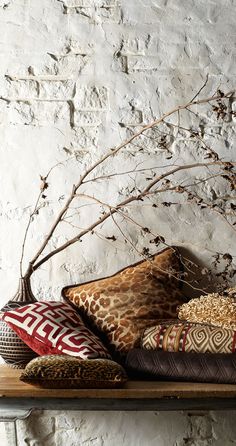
[
  {"xmin": 62, "ymin": 247, "xmax": 184, "ymax": 354},
  {"xmin": 2, "ymin": 301, "xmax": 111, "ymax": 360},
  {"xmin": 142, "ymin": 321, "xmax": 236, "ymax": 354},
  {"xmin": 126, "ymin": 349, "xmax": 236, "ymax": 384},
  {"xmin": 178, "ymin": 288, "xmax": 236, "ymax": 329},
  {"xmin": 20, "ymin": 355, "xmax": 128, "ymax": 388}
]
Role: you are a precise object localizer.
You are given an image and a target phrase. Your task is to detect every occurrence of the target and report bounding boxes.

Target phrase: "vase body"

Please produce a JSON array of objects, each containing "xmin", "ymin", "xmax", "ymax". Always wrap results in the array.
[{"xmin": 0, "ymin": 277, "xmax": 38, "ymax": 368}]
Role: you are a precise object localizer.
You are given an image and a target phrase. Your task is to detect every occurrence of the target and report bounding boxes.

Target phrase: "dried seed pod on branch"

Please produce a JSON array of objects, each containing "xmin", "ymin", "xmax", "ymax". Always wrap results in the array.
[{"xmin": 15, "ymin": 87, "xmax": 236, "ymax": 301}]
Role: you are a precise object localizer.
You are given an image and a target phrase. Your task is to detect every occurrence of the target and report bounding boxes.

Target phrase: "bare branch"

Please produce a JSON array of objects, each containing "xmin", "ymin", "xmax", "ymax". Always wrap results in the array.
[
  {"xmin": 32, "ymin": 160, "xmax": 235, "ymax": 272},
  {"xmin": 20, "ymin": 160, "xmax": 65, "ymax": 278},
  {"xmin": 190, "ymin": 74, "xmax": 209, "ymax": 103},
  {"xmin": 21, "ymin": 91, "xmax": 235, "ymax": 281}
]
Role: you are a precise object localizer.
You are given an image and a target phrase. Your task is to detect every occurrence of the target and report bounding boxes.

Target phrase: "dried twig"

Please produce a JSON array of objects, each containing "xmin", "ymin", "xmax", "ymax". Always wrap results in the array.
[{"xmin": 20, "ymin": 91, "xmax": 235, "ymax": 286}]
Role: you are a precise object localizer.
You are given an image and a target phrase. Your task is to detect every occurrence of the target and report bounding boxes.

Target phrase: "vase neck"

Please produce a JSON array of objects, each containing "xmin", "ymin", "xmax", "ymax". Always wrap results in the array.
[{"xmin": 12, "ymin": 277, "xmax": 37, "ymax": 303}]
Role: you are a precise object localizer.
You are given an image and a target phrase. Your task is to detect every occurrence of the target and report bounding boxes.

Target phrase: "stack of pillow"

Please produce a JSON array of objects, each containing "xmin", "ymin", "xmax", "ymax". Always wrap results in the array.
[
  {"xmin": 2, "ymin": 247, "xmax": 236, "ymax": 386},
  {"xmin": 126, "ymin": 287, "xmax": 236, "ymax": 383},
  {"xmin": 2, "ymin": 301, "xmax": 127, "ymax": 388},
  {"xmin": 2, "ymin": 247, "xmax": 184, "ymax": 387}
]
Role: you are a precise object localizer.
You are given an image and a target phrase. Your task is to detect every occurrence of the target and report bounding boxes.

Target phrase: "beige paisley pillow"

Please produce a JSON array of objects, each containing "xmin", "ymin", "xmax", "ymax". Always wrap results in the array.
[
  {"xmin": 20, "ymin": 355, "xmax": 127, "ymax": 388},
  {"xmin": 142, "ymin": 321, "xmax": 236, "ymax": 354},
  {"xmin": 62, "ymin": 247, "xmax": 184, "ymax": 355}
]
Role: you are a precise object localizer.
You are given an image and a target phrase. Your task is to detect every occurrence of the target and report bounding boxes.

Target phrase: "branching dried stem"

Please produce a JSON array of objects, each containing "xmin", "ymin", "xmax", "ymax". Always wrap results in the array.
[
  {"xmin": 20, "ymin": 89, "xmax": 236, "ymax": 291},
  {"xmin": 20, "ymin": 161, "xmax": 65, "ymax": 278},
  {"xmin": 68, "ymin": 191, "xmax": 233, "ymax": 292},
  {"xmin": 31, "ymin": 160, "xmax": 235, "ymax": 273}
]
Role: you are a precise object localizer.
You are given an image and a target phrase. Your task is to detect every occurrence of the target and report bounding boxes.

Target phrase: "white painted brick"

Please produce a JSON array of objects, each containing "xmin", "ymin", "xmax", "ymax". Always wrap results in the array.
[
  {"xmin": 60, "ymin": 0, "xmax": 121, "ymax": 22},
  {"xmin": 22, "ymin": 53, "xmax": 90, "ymax": 77},
  {"xmin": 120, "ymin": 36, "xmax": 151, "ymax": 55},
  {"xmin": 3, "ymin": 78, "xmax": 39, "ymax": 99},
  {"xmin": 119, "ymin": 108, "xmax": 143, "ymax": 126},
  {"xmin": 128, "ymin": 55, "xmax": 160, "ymax": 72},
  {"xmin": 42, "ymin": 51, "xmax": 91, "ymax": 76},
  {"xmin": 35, "ymin": 101, "xmax": 71, "ymax": 126},
  {"xmin": 7, "ymin": 101, "xmax": 70, "ymax": 126},
  {"xmin": 95, "ymin": 3, "xmax": 121, "ymax": 24},
  {"xmin": 57, "ymin": 53, "xmax": 90, "ymax": 75},
  {"xmin": 16, "ymin": 412, "xmax": 56, "ymax": 446},
  {"xmin": 74, "ymin": 110, "xmax": 104, "ymax": 126},
  {"xmin": 75, "ymin": 86, "xmax": 108, "ymax": 110},
  {"xmin": 8, "ymin": 101, "xmax": 34, "ymax": 125},
  {"xmin": 39, "ymin": 80, "xmax": 75, "ymax": 100},
  {"xmin": 72, "ymin": 126, "xmax": 99, "ymax": 148}
]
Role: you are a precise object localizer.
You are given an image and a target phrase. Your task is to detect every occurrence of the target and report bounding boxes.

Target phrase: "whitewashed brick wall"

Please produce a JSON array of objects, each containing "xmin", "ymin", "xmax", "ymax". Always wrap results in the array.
[{"xmin": 0, "ymin": 0, "xmax": 236, "ymax": 444}]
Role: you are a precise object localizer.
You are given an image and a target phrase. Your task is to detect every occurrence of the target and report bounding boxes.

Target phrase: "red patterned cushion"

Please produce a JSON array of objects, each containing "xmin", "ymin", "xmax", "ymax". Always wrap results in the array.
[{"xmin": 2, "ymin": 302, "xmax": 111, "ymax": 360}]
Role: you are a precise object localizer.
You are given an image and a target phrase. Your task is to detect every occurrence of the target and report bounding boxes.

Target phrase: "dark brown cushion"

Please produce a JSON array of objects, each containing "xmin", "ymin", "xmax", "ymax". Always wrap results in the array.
[
  {"xmin": 62, "ymin": 247, "xmax": 184, "ymax": 355},
  {"xmin": 125, "ymin": 349, "xmax": 236, "ymax": 384},
  {"xmin": 20, "ymin": 355, "xmax": 128, "ymax": 388}
]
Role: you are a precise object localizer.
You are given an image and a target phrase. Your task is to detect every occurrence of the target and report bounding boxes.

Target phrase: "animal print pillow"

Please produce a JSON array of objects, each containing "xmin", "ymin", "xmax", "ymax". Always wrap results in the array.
[
  {"xmin": 62, "ymin": 247, "xmax": 184, "ymax": 355},
  {"xmin": 20, "ymin": 355, "xmax": 128, "ymax": 388}
]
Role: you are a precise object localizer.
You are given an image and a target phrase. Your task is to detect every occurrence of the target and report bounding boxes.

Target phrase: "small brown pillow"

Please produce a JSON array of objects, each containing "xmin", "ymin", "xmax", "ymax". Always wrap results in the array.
[
  {"xmin": 62, "ymin": 247, "xmax": 184, "ymax": 355},
  {"xmin": 142, "ymin": 321, "xmax": 236, "ymax": 354},
  {"xmin": 20, "ymin": 355, "xmax": 127, "ymax": 388}
]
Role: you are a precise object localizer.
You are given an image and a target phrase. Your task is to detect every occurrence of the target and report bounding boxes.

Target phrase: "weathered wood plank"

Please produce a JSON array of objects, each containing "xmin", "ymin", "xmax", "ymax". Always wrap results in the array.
[
  {"xmin": 1, "ymin": 365, "xmax": 236, "ymax": 412},
  {"xmin": 1, "ymin": 365, "xmax": 236, "ymax": 401}
]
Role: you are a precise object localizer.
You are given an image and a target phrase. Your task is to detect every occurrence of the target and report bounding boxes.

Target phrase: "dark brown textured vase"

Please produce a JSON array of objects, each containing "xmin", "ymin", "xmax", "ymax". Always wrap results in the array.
[{"xmin": 0, "ymin": 277, "xmax": 38, "ymax": 369}]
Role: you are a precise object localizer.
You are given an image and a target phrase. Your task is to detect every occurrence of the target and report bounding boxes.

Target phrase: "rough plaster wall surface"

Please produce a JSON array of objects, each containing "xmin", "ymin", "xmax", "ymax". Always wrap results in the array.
[
  {"xmin": 0, "ymin": 0, "xmax": 235, "ymax": 445},
  {"xmin": 2, "ymin": 409, "xmax": 236, "ymax": 446}
]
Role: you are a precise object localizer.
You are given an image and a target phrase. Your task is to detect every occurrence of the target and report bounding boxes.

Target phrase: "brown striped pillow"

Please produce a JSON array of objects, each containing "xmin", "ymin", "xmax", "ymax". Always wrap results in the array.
[{"xmin": 141, "ymin": 321, "xmax": 236, "ymax": 354}]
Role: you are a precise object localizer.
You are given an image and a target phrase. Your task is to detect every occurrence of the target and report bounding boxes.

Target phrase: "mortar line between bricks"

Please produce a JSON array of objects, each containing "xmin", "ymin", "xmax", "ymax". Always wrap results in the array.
[
  {"xmin": 66, "ymin": 5, "xmax": 118, "ymax": 9},
  {"xmin": 5, "ymin": 76, "xmax": 73, "ymax": 81},
  {"xmin": 0, "ymin": 99, "xmax": 109, "ymax": 112},
  {"xmin": 0, "ymin": 98, "xmax": 73, "ymax": 103}
]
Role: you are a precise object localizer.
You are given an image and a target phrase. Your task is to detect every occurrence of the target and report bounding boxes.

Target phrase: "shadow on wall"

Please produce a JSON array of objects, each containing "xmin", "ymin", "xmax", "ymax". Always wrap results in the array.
[{"xmin": 178, "ymin": 247, "xmax": 226, "ymax": 301}]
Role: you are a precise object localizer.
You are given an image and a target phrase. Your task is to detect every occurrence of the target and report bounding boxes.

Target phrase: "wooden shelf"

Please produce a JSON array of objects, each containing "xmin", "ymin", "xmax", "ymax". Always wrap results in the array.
[{"xmin": 1, "ymin": 365, "xmax": 236, "ymax": 411}]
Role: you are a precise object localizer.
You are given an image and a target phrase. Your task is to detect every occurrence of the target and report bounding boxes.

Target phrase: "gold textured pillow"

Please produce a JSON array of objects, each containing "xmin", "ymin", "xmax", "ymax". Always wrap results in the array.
[
  {"xmin": 20, "ymin": 355, "xmax": 127, "ymax": 388},
  {"xmin": 178, "ymin": 288, "xmax": 236, "ymax": 329},
  {"xmin": 62, "ymin": 247, "xmax": 184, "ymax": 354}
]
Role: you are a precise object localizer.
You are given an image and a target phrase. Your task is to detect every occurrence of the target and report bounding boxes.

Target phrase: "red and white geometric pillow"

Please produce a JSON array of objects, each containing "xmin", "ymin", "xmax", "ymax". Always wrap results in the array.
[{"xmin": 3, "ymin": 301, "xmax": 111, "ymax": 360}]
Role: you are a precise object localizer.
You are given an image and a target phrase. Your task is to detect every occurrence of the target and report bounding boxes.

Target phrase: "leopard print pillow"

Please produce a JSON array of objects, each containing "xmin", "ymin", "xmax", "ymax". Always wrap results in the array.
[
  {"xmin": 20, "ymin": 355, "xmax": 127, "ymax": 388},
  {"xmin": 62, "ymin": 247, "xmax": 184, "ymax": 355}
]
